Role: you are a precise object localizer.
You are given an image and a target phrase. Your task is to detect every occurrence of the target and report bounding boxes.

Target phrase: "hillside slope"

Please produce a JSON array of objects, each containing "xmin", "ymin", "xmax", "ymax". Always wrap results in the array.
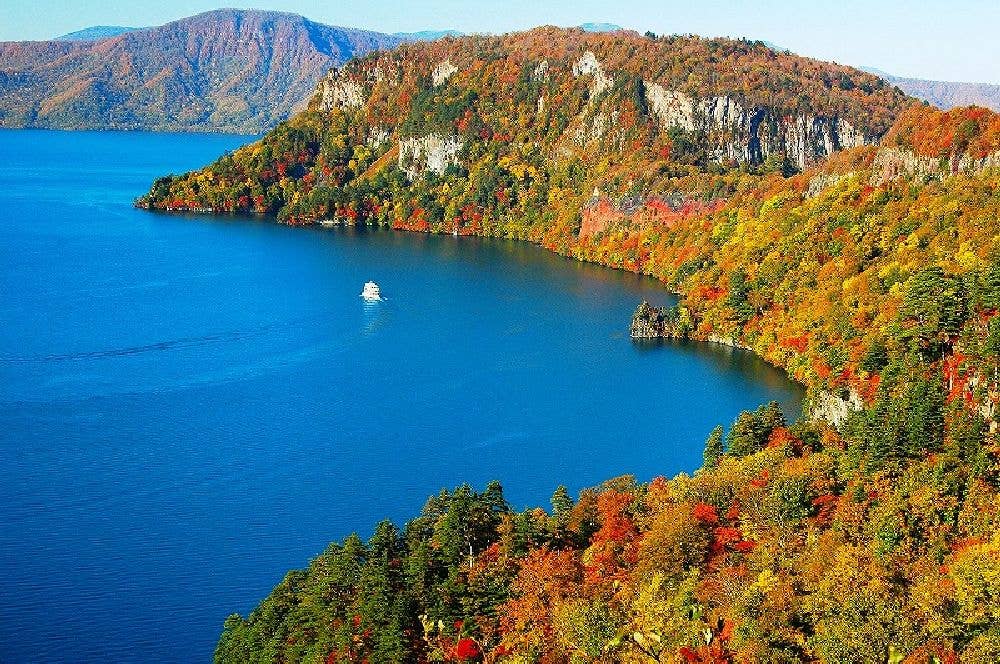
[
  {"xmin": 210, "ymin": 100, "xmax": 1000, "ymax": 664},
  {"xmin": 138, "ymin": 29, "xmax": 1000, "ymax": 662},
  {"xmin": 0, "ymin": 9, "xmax": 400, "ymax": 132},
  {"xmin": 139, "ymin": 27, "xmax": 907, "ymax": 214}
]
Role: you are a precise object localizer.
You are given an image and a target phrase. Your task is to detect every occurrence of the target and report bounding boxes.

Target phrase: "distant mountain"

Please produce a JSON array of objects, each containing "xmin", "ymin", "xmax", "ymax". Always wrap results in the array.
[
  {"xmin": 54, "ymin": 26, "xmax": 141, "ymax": 41},
  {"xmin": 862, "ymin": 68, "xmax": 1000, "ymax": 112},
  {"xmin": 0, "ymin": 9, "xmax": 401, "ymax": 132},
  {"xmin": 578, "ymin": 22, "xmax": 623, "ymax": 32},
  {"xmin": 394, "ymin": 30, "xmax": 464, "ymax": 41}
]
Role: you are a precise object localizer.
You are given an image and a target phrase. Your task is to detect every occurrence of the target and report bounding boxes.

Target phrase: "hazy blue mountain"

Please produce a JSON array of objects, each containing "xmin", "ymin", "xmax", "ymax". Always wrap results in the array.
[
  {"xmin": 578, "ymin": 22, "xmax": 623, "ymax": 32},
  {"xmin": 394, "ymin": 30, "xmax": 464, "ymax": 41},
  {"xmin": 862, "ymin": 66, "xmax": 1000, "ymax": 112},
  {"xmin": 54, "ymin": 25, "xmax": 142, "ymax": 41}
]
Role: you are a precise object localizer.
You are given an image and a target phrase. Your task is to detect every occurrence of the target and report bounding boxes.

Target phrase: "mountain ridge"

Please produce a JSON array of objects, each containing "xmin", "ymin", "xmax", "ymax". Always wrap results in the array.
[
  {"xmin": 133, "ymin": 26, "xmax": 1000, "ymax": 663},
  {"xmin": 868, "ymin": 69, "xmax": 1000, "ymax": 112},
  {"xmin": 9, "ymin": 11, "xmax": 996, "ymax": 134},
  {"xmin": 54, "ymin": 26, "xmax": 142, "ymax": 41},
  {"xmin": 0, "ymin": 9, "xmax": 402, "ymax": 132}
]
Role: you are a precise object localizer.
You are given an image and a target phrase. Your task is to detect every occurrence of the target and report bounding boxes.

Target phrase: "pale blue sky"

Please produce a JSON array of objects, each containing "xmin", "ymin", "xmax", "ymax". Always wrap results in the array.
[{"xmin": 2, "ymin": 0, "xmax": 998, "ymax": 84}]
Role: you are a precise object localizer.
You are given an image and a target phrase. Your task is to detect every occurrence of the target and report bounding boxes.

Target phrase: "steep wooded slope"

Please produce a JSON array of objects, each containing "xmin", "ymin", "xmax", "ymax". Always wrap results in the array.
[
  {"xmin": 207, "ymin": 100, "xmax": 1000, "ymax": 664},
  {"xmin": 138, "ymin": 30, "xmax": 1000, "ymax": 663},
  {"xmin": 138, "ymin": 27, "xmax": 908, "ymax": 219}
]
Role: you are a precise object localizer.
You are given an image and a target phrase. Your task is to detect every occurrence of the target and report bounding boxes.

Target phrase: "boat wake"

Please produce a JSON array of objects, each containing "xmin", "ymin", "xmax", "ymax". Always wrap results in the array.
[{"xmin": 1, "ymin": 330, "xmax": 260, "ymax": 364}]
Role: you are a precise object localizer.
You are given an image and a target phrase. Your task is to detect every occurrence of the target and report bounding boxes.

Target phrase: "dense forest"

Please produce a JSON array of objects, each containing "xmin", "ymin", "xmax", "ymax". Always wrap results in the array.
[{"xmin": 137, "ymin": 28, "xmax": 1000, "ymax": 662}]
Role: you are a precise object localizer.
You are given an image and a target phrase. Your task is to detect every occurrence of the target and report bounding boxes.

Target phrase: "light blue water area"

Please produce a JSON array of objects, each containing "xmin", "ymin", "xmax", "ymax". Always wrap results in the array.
[{"xmin": 0, "ymin": 129, "xmax": 803, "ymax": 662}]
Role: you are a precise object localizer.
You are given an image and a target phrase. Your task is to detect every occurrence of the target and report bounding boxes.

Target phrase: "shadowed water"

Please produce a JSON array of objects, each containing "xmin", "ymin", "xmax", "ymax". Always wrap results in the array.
[{"xmin": 0, "ymin": 130, "xmax": 803, "ymax": 662}]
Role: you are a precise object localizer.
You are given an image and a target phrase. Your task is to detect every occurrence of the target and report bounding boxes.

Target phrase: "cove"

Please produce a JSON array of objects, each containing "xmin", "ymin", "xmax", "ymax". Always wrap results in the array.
[{"xmin": 0, "ymin": 130, "xmax": 803, "ymax": 662}]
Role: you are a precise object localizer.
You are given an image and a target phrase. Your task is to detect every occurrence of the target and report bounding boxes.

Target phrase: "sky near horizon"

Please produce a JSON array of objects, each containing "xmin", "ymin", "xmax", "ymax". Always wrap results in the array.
[{"xmin": 1, "ymin": 1, "xmax": 998, "ymax": 85}]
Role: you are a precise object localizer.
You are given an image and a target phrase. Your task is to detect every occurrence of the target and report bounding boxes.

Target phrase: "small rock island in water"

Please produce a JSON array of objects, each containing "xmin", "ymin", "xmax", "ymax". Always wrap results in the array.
[{"xmin": 630, "ymin": 300, "xmax": 690, "ymax": 339}]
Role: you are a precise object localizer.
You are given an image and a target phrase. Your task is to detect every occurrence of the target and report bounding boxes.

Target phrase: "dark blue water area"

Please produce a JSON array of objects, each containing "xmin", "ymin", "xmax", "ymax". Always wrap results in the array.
[{"xmin": 0, "ymin": 129, "xmax": 803, "ymax": 662}]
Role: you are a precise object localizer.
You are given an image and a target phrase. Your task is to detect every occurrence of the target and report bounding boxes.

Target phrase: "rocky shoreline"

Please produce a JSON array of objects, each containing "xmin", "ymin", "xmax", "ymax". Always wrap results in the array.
[{"xmin": 631, "ymin": 299, "xmax": 698, "ymax": 339}]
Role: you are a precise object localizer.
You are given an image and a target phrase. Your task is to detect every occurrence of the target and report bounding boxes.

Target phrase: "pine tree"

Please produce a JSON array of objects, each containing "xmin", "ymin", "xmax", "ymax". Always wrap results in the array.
[
  {"xmin": 727, "ymin": 411, "xmax": 760, "ymax": 457},
  {"xmin": 904, "ymin": 375, "xmax": 945, "ymax": 457},
  {"xmin": 727, "ymin": 403, "xmax": 785, "ymax": 457},
  {"xmin": 703, "ymin": 425, "xmax": 724, "ymax": 468},
  {"xmin": 551, "ymin": 485, "xmax": 574, "ymax": 525}
]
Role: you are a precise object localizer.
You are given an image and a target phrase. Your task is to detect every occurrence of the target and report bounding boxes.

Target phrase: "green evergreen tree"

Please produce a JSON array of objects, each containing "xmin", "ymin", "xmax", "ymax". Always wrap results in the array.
[
  {"xmin": 727, "ymin": 411, "xmax": 760, "ymax": 457},
  {"xmin": 551, "ymin": 485, "xmax": 574, "ymax": 527},
  {"xmin": 726, "ymin": 268, "xmax": 754, "ymax": 327},
  {"xmin": 355, "ymin": 521, "xmax": 411, "ymax": 662},
  {"xmin": 703, "ymin": 425, "xmax": 725, "ymax": 468},
  {"xmin": 899, "ymin": 267, "xmax": 967, "ymax": 358},
  {"xmin": 727, "ymin": 402, "xmax": 785, "ymax": 457},
  {"xmin": 904, "ymin": 375, "xmax": 945, "ymax": 457}
]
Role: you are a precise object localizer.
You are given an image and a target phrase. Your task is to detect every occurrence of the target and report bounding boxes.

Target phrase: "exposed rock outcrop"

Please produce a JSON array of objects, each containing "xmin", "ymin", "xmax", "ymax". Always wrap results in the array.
[
  {"xmin": 808, "ymin": 389, "xmax": 864, "ymax": 426},
  {"xmin": 532, "ymin": 60, "xmax": 549, "ymax": 81},
  {"xmin": 432, "ymin": 60, "xmax": 458, "ymax": 86},
  {"xmin": 644, "ymin": 84, "xmax": 872, "ymax": 169},
  {"xmin": 581, "ymin": 195, "xmax": 725, "ymax": 237},
  {"xmin": 572, "ymin": 51, "xmax": 612, "ymax": 99},
  {"xmin": 871, "ymin": 145, "xmax": 1000, "ymax": 184},
  {"xmin": 318, "ymin": 70, "xmax": 366, "ymax": 110},
  {"xmin": 399, "ymin": 134, "xmax": 464, "ymax": 178}
]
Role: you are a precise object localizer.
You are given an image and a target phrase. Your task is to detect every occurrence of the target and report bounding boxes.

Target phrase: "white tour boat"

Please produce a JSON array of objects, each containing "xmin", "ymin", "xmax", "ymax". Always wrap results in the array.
[{"xmin": 360, "ymin": 281, "xmax": 382, "ymax": 301}]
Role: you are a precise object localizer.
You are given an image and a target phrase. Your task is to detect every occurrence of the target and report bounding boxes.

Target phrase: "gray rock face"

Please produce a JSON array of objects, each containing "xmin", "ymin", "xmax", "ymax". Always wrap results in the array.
[
  {"xmin": 644, "ymin": 83, "xmax": 873, "ymax": 169},
  {"xmin": 431, "ymin": 60, "xmax": 458, "ymax": 86},
  {"xmin": 399, "ymin": 134, "xmax": 464, "ymax": 179},
  {"xmin": 573, "ymin": 51, "xmax": 612, "ymax": 99},
  {"xmin": 318, "ymin": 70, "xmax": 366, "ymax": 110},
  {"xmin": 809, "ymin": 389, "xmax": 863, "ymax": 427},
  {"xmin": 871, "ymin": 146, "xmax": 1000, "ymax": 184}
]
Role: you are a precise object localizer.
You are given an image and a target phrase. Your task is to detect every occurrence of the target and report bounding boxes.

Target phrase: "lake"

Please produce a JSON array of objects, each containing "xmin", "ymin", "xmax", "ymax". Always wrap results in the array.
[{"xmin": 0, "ymin": 129, "xmax": 803, "ymax": 662}]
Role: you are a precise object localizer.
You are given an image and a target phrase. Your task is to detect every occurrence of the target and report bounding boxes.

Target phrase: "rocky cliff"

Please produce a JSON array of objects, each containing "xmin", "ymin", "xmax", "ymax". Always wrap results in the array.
[
  {"xmin": 304, "ymin": 32, "xmax": 904, "ymax": 172},
  {"xmin": 630, "ymin": 301, "xmax": 689, "ymax": 339},
  {"xmin": 642, "ymin": 83, "xmax": 870, "ymax": 168}
]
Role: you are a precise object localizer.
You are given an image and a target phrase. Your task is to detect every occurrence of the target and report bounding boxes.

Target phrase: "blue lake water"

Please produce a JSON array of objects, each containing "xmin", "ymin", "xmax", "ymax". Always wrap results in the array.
[{"xmin": 0, "ymin": 129, "xmax": 803, "ymax": 662}]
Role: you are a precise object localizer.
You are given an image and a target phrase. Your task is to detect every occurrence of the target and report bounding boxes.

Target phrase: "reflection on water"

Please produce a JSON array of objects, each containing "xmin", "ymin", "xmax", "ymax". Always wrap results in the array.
[
  {"xmin": 633, "ymin": 337, "xmax": 803, "ymax": 419},
  {"xmin": 361, "ymin": 299, "xmax": 390, "ymax": 336}
]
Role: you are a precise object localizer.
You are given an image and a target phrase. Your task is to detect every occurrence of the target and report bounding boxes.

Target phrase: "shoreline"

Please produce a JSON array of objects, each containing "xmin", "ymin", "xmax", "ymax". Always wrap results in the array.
[{"xmin": 139, "ymin": 206, "xmax": 858, "ymax": 423}]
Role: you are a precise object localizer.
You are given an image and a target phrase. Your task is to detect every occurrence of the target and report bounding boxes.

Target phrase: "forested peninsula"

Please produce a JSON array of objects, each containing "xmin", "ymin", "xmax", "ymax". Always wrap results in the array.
[{"xmin": 139, "ymin": 28, "xmax": 1000, "ymax": 663}]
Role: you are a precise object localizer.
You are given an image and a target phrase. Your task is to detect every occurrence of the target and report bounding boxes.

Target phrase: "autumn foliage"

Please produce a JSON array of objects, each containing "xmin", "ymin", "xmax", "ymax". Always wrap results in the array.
[{"xmin": 134, "ymin": 26, "xmax": 1000, "ymax": 664}]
